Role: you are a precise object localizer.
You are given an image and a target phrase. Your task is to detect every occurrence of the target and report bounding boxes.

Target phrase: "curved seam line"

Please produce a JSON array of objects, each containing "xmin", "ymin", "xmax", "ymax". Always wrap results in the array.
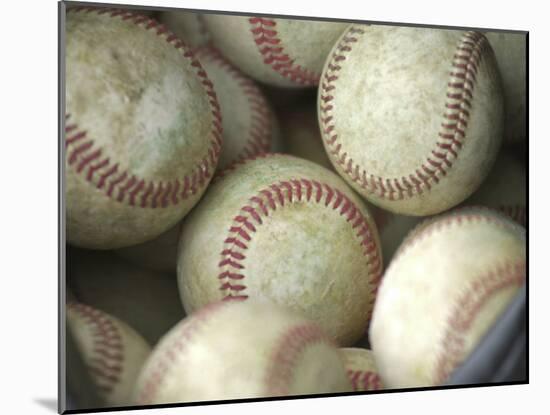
[
  {"xmin": 248, "ymin": 17, "xmax": 320, "ymax": 86},
  {"xmin": 319, "ymin": 28, "xmax": 489, "ymax": 201},
  {"xmin": 65, "ymin": 7, "xmax": 223, "ymax": 208}
]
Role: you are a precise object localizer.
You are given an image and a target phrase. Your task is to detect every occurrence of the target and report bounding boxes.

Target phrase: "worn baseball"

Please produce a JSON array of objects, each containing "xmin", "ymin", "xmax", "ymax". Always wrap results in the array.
[
  {"xmin": 67, "ymin": 247, "xmax": 185, "ymax": 344},
  {"xmin": 463, "ymin": 152, "xmax": 526, "ymax": 226},
  {"xmin": 485, "ymin": 31, "xmax": 526, "ymax": 144},
  {"xmin": 369, "ymin": 207, "xmax": 526, "ymax": 388},
  {"xmin": 280, "ymin": 106, "xmax": 333, "ymax": 170},
  {"xmin": 203, "ymin": 14, "xmax": 348, "ymax": 87},
  {"xmin": 196, "ymin": 46, "xmax": 278, "ymax": 169},
  {"xmin": 66, "ymin": 7, "xmax": 222, "ymax": 249},
  {"xmin": 67, "ymin": 302, "xmax": 151, "ymax": 406},
  {"xmin": 341, "ymin": 348, "xmax": 383, "ymax": 391},
  {"xmin": 133, "ymin": 299, "xmax": 352, "ymax": 404},
  {"xmin": 158, "ymin": 10, "xmax": 210, "ymax": 48},
  {"xmin": 319, "ymin": 25, "xmax": 504, "ymax": 216},
  {"xmin": 114, "ymin": 46, "xmax": 279, "ymax": 269},
  {"xmin": 177, "ymin": 154, "xmax": 382, "ymax": 346}
]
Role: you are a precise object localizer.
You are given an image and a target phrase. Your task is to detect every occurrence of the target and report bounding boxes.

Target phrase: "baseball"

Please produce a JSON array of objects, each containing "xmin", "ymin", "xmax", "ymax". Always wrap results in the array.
[
  {"xmin": 177, "ymin": 154, "xmax": 382, "ymax": 346},
  {"xmin": 463, "ymin": 152, "xmax": 526, "ymax": 226},
  {"xmin": 67, "ymin": 247, "xmax": 185, "ymax": 345},
  {"xmin": 65, "ymin": 7, "xmax": 222, "ymax": 249},
  {"xmin": 341, "ymin": 348, "xmax": 383, "ymax": 391},
  {"xmin": 67, "ymin": 302, "xmax": 151, "ymax": 406},
  {"xmin": 195, "ymin": 46, "xmax": 278, "ymax": 170},
  {"xmin": 133, "ymin": 299, "xmax": 352, "ymax": 404},
  {"xmin": 112, "ymin": 45, "xmax": 279, "ymax": 270},
  {"xmin": 369, "ymin": 207, "xmax": 526, "ymax": 388},
  {"xmin": 203, "ymin": 14, "xmax": 348, "ymax": 87},
  {"xmin": 485, "ymin": 31, "xmax": 526, "ymax": 144},
  {"xmin": 158, "ymin": 10, "xmax": 210, "ymax": 48},
  {"xmin": 319, "ymin": 25, "xmax": 504, "ymax": 216},
  {"xmin": 61, "ymin": 5, "xmax": 527, "ymax": 405}
]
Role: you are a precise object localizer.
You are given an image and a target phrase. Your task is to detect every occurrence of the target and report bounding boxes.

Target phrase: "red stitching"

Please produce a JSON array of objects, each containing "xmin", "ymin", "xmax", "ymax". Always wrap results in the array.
[
  {"xmin": 195, "ymin": 47, "xmax": 272, "ymax": 164},
  {"xmin": 248, "ymin": 17, "xmax": 320, "ymax": 86},
  {"xmin": 68, "ymin": 303, "xmax": 124, "ymax": 395},
  {"xmin": 218, "ymin": 176, "xmax": 383, "ymax": 314},
  {"xmin": 434, "ymin": 261, "xmax": 525, "ymax": 384},
  {"xmin": 319, "ymin": 28, "xmax": 490, "ymax": 200},
  {"xmin": 264, "ymin": 323, "xmax": 335, "ymax": 395},
  {"xmin": 347, "ymin": 369, "xmax": 383, "ymax": 391},
  {"xmin": 65, "ymin": 8, "xmax": 222, "ymax": 208},
  {"xmin": 135, "ymin": 300, "xmax": 239, "ymax": 404}
]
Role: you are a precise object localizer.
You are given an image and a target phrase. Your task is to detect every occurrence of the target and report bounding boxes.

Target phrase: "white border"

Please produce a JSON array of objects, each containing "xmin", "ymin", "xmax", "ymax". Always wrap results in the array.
[{"xmin": 2, "ymin": 0, "xmax": 544, "ymax": 413}]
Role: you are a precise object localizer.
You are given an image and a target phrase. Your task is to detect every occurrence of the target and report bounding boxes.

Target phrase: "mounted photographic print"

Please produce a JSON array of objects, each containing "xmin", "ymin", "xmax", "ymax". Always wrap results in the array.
[{"xmin": 59, "ymin": 1, "xmax": 527, "ymax": 413}]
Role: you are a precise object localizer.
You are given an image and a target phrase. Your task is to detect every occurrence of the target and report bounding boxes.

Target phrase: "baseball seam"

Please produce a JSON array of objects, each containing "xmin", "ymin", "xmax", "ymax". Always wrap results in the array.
[
  {"xmin": 197, "ymin": 47, "xmax": 273, "ymax": 162},
  {"xmin": 248, "ymin": 17, "xmax": 320, "ymax": 86},
  {"xmin": 135, "ymin": 300, "xmax": 234, "ymax": 404},
  {"xmin": 347, "ymin": 369, "xmax": 383, "ymax": 391},
  {"xmin": 68, "ymin": 303, "xmax": 124, "ymax": 395},
  {"xmin": 65, "ymin": 7, "xmax": 223, "ymax": 209},
  {"xmin": 319, "ymin": 28, "xmax": 489, "ymax": 200},
  {"xmin": 434, "ymin": 260, "xmax": 525, "ymax": 384},
  {"xmin": 265, "ymin": 323, "xmax": 336, "ymax": 395},
  {"xmin": 217, "ymin": 173, "xmax": 383, "ymax": 313}
]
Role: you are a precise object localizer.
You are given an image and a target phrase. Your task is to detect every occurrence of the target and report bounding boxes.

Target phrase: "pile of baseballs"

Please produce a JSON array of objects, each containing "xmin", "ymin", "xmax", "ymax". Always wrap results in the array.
[{"xmin": 64, "ymin": 5, "xmax": 526, "ymax": 409}]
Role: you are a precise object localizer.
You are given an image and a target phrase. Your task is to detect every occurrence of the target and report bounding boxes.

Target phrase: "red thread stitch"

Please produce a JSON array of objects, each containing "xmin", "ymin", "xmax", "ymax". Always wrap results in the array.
[
  {"xmin": 433, "ymin": 261, "xmax": 525, "ymax": 384},
  {"xmin": 264, "ymin": 323, "xmax": 335, "ymax": 395},
  {"xmin": 347, "ymin": 369, "xmax": 383, "ymax": 391},
  {"xmin": 319, "ymin": 28, "xmax": 490, "ymax": 200},
  {"xmin": 196, "ymin": 46, "xmax": 273, "ymax": 162},
  {"xmin": 135, "ymin": 300, "xmax": 240, "ymax": 404},
  {"xmin": 68, "ymin": 303, "xmax": 124, "ymax": 395},
  {"xmin": 217, "ymin": 175, "xmax": 383, "ymax": 313},
  {"xmin": 65, "ymin": 7, "xmax": 222, "ymax": 208},
  {"xmin": 248, "ymin": 17, "xmax": 320, "ymax": 86}
]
